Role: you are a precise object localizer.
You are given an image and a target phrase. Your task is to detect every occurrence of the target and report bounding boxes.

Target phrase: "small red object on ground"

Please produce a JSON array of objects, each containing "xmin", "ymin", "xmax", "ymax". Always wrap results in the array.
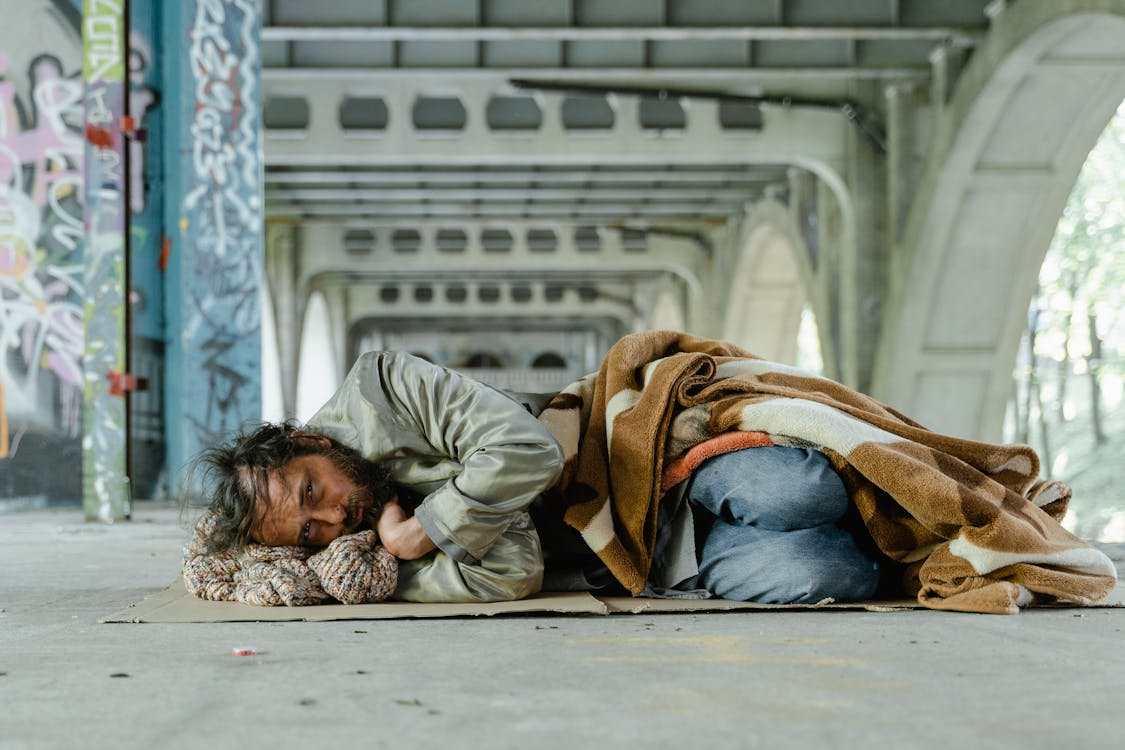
[{"xmin": 231, "ymin": 647, "xmax": 258, "ymax": 656}]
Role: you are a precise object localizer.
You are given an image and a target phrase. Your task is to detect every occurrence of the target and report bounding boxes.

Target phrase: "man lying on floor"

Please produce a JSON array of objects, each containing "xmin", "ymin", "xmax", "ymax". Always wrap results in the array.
[{"xmin": 182, "ymin": 331, "xmax": 1118, "ymax": 615}]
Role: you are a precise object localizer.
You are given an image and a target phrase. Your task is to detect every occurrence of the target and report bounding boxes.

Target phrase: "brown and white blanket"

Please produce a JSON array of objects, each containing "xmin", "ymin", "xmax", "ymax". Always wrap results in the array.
[{"xmin": 537, "ymin": 330, "xmax": 1117, "ymax": 614}]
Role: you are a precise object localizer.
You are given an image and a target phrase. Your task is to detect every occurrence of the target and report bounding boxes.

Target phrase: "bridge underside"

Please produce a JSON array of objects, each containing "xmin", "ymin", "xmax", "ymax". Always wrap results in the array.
[{"xmin": 258, "ymin": 0, "xmax": 1125, "ymax": 444}]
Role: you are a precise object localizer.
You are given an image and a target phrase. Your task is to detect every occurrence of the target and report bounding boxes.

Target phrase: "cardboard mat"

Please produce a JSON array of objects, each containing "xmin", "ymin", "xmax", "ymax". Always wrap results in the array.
[{"xmin": 102, "ymin": 579, "xmax": 1125, "ymax": 623}]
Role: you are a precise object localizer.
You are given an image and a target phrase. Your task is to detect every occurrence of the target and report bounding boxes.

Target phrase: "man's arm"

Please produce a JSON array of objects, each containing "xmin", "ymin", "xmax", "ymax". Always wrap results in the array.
[
  {"xmin": 376, "ymin": 498, "xmax": 436, "ymax": 559},
  {"xmin": 307, "ymin": 351, "xmax": 563, "ymax": 601}
]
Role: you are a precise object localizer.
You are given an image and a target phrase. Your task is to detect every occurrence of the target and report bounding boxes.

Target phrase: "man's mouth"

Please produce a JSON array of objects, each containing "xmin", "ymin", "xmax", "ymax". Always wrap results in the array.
[
  {"xmin": 346, "ymin": 504, "xmax": 363, "ymax": 530},
  {"xmin": 345, "ymin": 493, "xmax": 372, "ymax": 530}
]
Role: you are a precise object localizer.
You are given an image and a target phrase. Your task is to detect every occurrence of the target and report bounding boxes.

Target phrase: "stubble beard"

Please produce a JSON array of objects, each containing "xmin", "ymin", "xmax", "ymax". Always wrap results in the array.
[{"xmin": 318, "ymin": 440, "xmax": 394, "ymax": 533}]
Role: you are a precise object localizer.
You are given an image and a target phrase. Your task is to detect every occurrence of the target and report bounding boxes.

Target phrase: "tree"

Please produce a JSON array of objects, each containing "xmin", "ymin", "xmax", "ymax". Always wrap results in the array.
[{"xmin": 1029, "ymin": 103, "xmax": 1125, "ymax": 448}]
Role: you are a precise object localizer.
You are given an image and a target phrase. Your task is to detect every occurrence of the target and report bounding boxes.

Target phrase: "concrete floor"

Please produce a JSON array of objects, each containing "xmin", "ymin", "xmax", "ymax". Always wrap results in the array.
[{"xmin": 2, "ymin": 504, "xmax": 1123, "ymax": 750}]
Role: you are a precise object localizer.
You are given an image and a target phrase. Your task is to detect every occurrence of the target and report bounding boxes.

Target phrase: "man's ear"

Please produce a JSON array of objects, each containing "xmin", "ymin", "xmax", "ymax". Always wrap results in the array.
[{"xmin": 291, "ymin": 429, "xmax": 331, "ymax": 448}]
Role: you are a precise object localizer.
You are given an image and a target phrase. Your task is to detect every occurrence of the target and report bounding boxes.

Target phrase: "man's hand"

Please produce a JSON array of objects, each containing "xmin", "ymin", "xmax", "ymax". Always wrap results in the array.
[{"xmin": 376, "ymin": 499, "xmax": 437, "ymax": 560}]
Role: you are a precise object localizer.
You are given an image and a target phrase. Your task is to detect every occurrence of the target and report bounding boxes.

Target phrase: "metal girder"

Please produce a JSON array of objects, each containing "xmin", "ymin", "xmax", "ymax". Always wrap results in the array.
[
  {"xmin": 263, "ymin": 166, "xmax": 784, "ymax": 186},
  {"xmin": 261, "ymin": 76, "xmax": 849, "ymax": 167},
  {"xmin": 264, "ymin": 166, "xmax": 780, "ymax": 223},
  {"xmin": 341, "ymin": 279, "xmax": 646, "ymax": 356},
  {"xmin": 353, "ymin": 315, "xmax": 627, "ymax": 336},
  {"xmin": 263, "ymin": 67, "xmax": 931, "ymax": 82},
  {"xmin": 261, "ymin": 25, "xmax": 982, "ymax": 44},
  {"xmin": 343, "ymin": 280, "xmax": 644, "ymax": 317},
  {"xmin": 268, "ymin": 203, "xmax": 742, "ymax": 220},
  {"xmin": 267, "ymin": 187, "xmax": 757, "ymax": 202},
  {"xmin": 294, "ymin": 219, "xmax": 708, "ymax": 302},
  {"xmin": 297, "ymin": 219, "xmax": 709, "ymax": 258},
  {"xmin": 313, "ymin": 269, "xmax": 675, "ymax": 293}
]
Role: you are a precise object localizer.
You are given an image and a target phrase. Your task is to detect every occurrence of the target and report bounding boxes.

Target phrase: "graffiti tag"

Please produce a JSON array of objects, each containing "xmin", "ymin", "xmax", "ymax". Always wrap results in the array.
[
  {"xmin": 0, "ymin": 52, "xmax": 85, "ymax": 437},
  {"xmin": 82, "ymin": 0, "xmax": 125, "ymax": 82},
  {"xmin": 181, "ymin": 0, "xmax": 262, "ymax": 443}
]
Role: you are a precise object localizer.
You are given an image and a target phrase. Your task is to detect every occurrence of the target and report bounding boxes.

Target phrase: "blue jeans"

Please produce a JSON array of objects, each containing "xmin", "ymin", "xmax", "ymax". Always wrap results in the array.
[{"xmin": 685, "ymin": 446, "xmax": 880, "ymax": 604}]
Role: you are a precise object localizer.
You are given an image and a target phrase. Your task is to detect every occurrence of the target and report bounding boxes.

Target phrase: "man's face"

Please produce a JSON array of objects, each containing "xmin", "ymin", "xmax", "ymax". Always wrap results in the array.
[{"xmin": 251, "ymin": 452, "xmax": 378, "ymax": 547}]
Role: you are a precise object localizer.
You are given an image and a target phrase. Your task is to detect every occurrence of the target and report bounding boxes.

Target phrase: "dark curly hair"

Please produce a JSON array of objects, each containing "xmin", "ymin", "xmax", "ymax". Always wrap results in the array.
[{"xmin": 186, "ymin": 421, "xmax": 393, "ymax": 554}]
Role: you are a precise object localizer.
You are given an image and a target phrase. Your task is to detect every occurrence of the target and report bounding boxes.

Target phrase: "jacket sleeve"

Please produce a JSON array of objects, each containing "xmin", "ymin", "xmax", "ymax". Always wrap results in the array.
[
  {"xmin": 309, "ymin": 351, "xmax": 564, "ymax": 574},
  {"xmin": 392, "ymin": 512, "xmax": 546, "ymax": 603}
]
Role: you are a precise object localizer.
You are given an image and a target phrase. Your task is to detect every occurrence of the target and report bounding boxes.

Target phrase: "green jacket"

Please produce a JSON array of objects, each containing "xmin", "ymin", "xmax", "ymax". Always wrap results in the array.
[{"xmin": 307, "ymin": 351, "xmax": 564, "ymax": 602}]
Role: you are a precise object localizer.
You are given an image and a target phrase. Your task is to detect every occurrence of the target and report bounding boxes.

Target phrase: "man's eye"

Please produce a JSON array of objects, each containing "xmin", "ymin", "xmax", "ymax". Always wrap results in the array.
[
  {"xmin": 305, "ymin": 481, "xmax": 313, "ymax": 498},
  {"xmin": 301, "ymin": 522, "xmax": 311, "ymax": 542}
]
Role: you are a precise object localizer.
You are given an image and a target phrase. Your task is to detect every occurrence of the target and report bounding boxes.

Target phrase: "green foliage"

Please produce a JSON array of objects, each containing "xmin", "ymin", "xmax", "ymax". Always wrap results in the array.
[
  {"xmin": 1014, "ymin": 101, "xmax": 1125, "ymax": 541},
  {"xmin": 1037, "ymin": 102, "xmax": 1125, "ymax": 370}
]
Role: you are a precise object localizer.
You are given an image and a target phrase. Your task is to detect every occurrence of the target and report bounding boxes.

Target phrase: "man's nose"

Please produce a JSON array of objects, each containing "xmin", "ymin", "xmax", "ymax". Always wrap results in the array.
[{"xmin": 316, "ymin": 502, "xmax": 347, "ymax": 525}]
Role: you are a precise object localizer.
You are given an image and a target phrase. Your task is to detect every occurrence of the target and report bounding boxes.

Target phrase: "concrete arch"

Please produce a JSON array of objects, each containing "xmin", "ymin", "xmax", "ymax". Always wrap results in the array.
[
  {"xmin": 722, "ymin": 200, "xmax": 818, "ymax": 367},
  {"xmin": 873, "ymin": 1, "xmax": 1125, "ymax": 441}
]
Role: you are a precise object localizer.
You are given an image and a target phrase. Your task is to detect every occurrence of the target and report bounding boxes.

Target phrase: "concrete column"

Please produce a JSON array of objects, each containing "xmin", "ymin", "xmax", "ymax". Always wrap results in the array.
[
  {"xmin": 841, "ymin": 85, "xmax": 888, "ymax": 392},
  {"xmin": 321, "ymin": 284, "xmax": 350, "ymax": 387},
  {"xmin": 885, "ymin": 83, "xmax": 917, "ymax": 245},
  {"xmin": 162, "ymin": 0, "xmax": 263, "ymax": 484},
  {"xmin": 814, "ymin": 176, "xmax": 846, "ymax": 382},
  {"xmin": 929, "ymin": 43, "xmax": 969, "ymax": 111},
  {"xmin": 265, "ymin": 221, "xmax": 298, "ymax": 418},
  {"xmin": 82, "ymin": 0, "xmax": 130, "ymax": 521}
]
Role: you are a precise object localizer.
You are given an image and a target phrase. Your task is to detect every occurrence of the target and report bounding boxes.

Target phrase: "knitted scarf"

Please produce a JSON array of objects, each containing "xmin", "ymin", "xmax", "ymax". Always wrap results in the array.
[
  {"xmin": 536, "ymin": 330, "xmax": 1118, "ymax": 615},
  {"xmin": 182, "ymin": 513, "xmax": 397, "ymax": 606}
]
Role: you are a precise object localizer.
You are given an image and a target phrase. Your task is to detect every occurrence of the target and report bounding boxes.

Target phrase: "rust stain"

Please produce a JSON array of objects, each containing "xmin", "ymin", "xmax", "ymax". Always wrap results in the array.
[{"xmin": 85, "ymin": 124, "xmax": 114, "ymax": 149}]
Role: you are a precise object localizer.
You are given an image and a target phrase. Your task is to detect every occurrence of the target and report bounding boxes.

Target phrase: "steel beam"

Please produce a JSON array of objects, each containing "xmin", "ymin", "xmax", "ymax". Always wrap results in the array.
[
  {"xmin": 260, "ymin": 78, "xmax": 849, "ymax": 168},
  {"xmin": 262, "ymin": 26, "xmax": 982, "ymax": 44},
  {"xmin": 343, "ymin": 281, "xmax": 643, "ymax": 324},
  {"xmin": 263, "ymin": 67, "xmax": 931, "ymax": 82},
  {"xmin": 263, "ymin": 168, "xmax": 782, "ymax": 185},
  {"xmin": 266, "ymin": 205, "xmax": 743, "ymax": 217},
  {"xmin": 295, "ymin": 220, "xmax": 708, "ymax": 302},
  {"xmin": 266, "ymin": 187, "xmax": 757, "ymax": 202}
]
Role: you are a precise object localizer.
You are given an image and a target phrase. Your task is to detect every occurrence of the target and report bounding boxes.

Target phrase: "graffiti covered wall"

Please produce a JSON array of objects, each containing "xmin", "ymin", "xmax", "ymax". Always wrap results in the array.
[
  {"xmin": 163, "ymin": 0, "xmax": 263, "ymax": 482},
  {"xmin": 2, "ymin": 0, "xmax": 167, "ymax": 509},
  {"xmin": 0, "ymin": 0, "xmax": 85, "ymax": 508},
  {"xmin": 3, "ymin": 1, "xmax": 261, "ymax": 506}
]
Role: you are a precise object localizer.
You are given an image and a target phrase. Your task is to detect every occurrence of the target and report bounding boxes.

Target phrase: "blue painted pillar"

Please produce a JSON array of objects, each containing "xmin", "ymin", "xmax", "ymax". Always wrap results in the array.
[
  {"xmin": 162, "ymin": 0, "xmax": 263, "ymax": 486},
  {"xmin": 82, "ymin": 0, "xmax": 130, "ymax": 521},
  {"xmin": 126, "ymin": 0, "xmax": 169, "ymax": 501}
]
